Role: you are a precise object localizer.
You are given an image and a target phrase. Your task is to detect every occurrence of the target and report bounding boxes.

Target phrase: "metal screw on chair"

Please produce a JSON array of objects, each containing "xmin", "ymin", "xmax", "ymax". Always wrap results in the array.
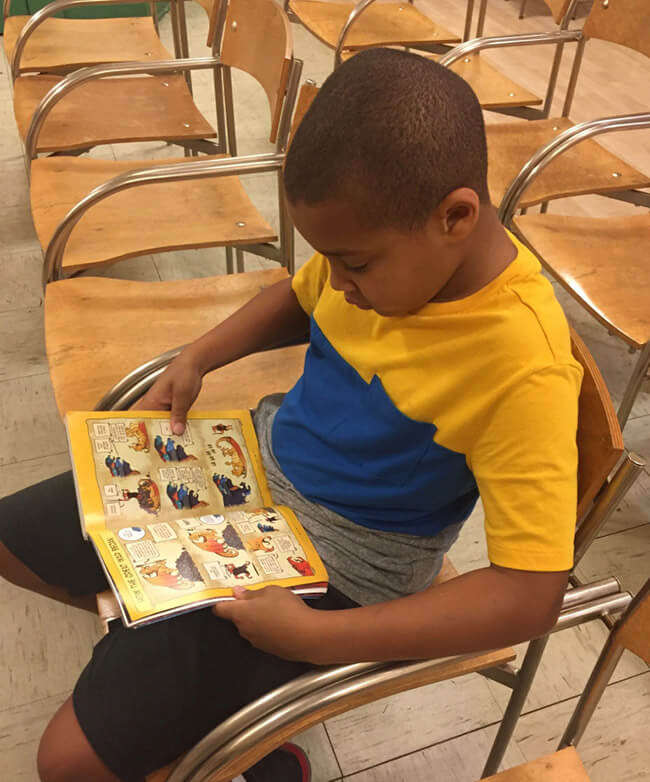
[
  {"xmin": 162, "ymin": 82, "xmax": 169, "ymax": 87},
  {"xmin": 232, "ymin": 21, "xmax": 238, "ymax": 30},
  {"xmin": 183, "ymin": 123, "xmax": 190, "ymax": 128},
  {"xmin": 236, "ymin": 221, "xmax": 247, "ymax": 227},
  {"xmin": 508, "ymin": 92, "xmax": 515, "ymax": 97},
  {"xmin": 552, "ymin": 125, "xmax": 560, "ymax": 131},
  {"xmin": 145, "ymin": 52, "xmax": 152, "ymax": 56},
  {"xmin": 612, "ymin": 171, "xmax": 622, "ymax": 177},
  {"xmin": 463, "ymin": 57, "xmax": 471, "ymax": 63},
  {"xmin": 602, "ymin": 0, "xmax": 609, "ymax": 7}
]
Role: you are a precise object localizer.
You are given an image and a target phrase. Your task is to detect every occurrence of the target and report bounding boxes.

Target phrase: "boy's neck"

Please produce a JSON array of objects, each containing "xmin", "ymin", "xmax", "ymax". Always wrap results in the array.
[{"xmin": 431, "ymin": 207, "xmax": 517, "ymax": 303}]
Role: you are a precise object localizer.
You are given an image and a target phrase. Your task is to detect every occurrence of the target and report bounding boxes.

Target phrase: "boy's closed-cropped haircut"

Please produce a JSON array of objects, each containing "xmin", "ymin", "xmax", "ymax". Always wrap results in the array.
[{"xmin": 284, "ymin": 48, "xmax": 489, "ymax": 231}]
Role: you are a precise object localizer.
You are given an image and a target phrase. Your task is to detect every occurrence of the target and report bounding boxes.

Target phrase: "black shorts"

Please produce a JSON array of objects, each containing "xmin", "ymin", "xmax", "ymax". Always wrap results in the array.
[{"xmin": 0, "ymin": 472, "xmax": 356, "ymax": 781}]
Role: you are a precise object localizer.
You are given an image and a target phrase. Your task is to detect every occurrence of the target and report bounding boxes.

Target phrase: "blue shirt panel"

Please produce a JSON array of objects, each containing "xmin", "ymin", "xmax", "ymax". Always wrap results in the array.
[{"xmin": 271, "ymin": 318, "xmax": 479, "ymax": 535}]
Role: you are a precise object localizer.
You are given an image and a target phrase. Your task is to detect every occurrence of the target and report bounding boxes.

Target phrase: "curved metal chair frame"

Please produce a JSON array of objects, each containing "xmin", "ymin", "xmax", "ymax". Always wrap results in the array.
[
  {"xmin": 498, "ymin": 113, "xmax": 650, "ymax": 428},
  {"xmin": 93, "ymin": 344, "xmax": 644, "ymax": 780},
  {"xmin": 39, "ymin": 52, "xmax": 303, "ymax": 286},
  {"xmin": 5, "ymin": 0, "xmax": 189, "ymax": 82}
]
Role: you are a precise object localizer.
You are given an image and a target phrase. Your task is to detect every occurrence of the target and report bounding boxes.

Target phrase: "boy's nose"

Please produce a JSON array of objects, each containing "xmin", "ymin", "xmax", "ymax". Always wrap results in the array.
[{"xmin": 329, "ymin": 263, "xmax": 354, "ymax": 293}]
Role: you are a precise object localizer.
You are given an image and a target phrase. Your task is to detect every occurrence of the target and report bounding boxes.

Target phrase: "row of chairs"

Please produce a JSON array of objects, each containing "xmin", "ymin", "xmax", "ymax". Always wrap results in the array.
[{"xmin": 1, "ymin": 0, "xmax": 648, "ymax": 778}]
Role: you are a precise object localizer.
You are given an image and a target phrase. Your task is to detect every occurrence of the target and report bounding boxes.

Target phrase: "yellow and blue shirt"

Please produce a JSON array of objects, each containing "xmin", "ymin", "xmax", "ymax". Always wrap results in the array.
[{"xmin": 272, "ymin": 236, "xmax": 583, "ymax": 572}]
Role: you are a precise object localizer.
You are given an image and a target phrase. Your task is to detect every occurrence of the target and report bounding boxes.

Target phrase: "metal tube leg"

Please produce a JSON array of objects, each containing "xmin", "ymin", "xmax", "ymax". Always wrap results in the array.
[
  {"xmin": 236, "ymin": 248, "xmax": 245, "ymax": 273},
  {"xmin": 481, "ymin": 635, "xmax": 549, "ymax": 777},
  {"xmin": 617, "ymin": 343, "xmax": 650, "ymax": 430},
  {"xmin": 225, "ymin": 246, "xmax": 234, "ymax": 274},
  {"xmin": 519, "ymin": 0, "xmax": 528, "ymax": 19}
]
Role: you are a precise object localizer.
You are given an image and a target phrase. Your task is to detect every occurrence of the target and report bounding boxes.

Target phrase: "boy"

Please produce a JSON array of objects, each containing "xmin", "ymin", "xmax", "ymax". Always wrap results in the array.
[{"xmin": 0, "ymin": 50, "xmax": 582, "ymax": 782}]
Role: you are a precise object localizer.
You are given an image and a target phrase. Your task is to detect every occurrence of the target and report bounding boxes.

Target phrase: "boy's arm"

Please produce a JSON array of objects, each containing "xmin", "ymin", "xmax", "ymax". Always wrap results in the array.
[
  {"xmin": 215, "ymin": 565, "xmax": 568, "ymax": 664},
  {"xmin": 136, "ymin": 278, "xmax": 309, "ymax": 430}
]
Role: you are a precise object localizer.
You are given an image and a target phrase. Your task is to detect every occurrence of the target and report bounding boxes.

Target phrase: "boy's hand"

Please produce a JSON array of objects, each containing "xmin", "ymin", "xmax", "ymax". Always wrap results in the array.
[
  {"xmin": 134, "ymin": 353, "xmax": 203, "ymax": 434},
  {"xmin": 213, "ymin": 586, "xmax": 320, "ymax": 661}
]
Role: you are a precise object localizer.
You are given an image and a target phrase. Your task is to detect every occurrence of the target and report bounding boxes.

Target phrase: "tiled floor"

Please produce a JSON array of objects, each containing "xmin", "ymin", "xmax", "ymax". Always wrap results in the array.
[{"xmin": 1, "ymin": 1, "xmax": 648, "ymax": 780}]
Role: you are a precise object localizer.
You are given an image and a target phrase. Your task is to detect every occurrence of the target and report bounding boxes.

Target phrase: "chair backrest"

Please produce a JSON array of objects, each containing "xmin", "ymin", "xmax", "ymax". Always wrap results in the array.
[
  {"xmin": 571, "ymin": 328, "xmax": 624, "ymax": 523},
  {"xmin": 544, "ymin": 0, "xmax": 572, "ymax": 25},
  {"xmin": 616, "ymin": 579, "xmax": 650, "ymax": 664},
  {"xmin": 207, "ymin": 0, "xmax": 293, "ymax": 143},
  {"xmin": 289, "ymin": 80, "xmax": 319, "ymax": 141},
  {"xmin": 583, "ymin": 0, "xmax": 650, "ymax": 58}
]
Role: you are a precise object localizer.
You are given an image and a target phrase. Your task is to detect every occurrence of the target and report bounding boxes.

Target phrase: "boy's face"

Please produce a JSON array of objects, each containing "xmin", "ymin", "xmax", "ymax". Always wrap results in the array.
[{"xmin": 288, "ymin": 197, "xmax": 471, "ymax": 317}]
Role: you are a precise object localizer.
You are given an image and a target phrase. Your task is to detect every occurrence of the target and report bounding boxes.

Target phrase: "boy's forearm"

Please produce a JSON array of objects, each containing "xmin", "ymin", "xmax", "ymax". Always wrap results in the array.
[
  {"xmin": 183, "ymin": 278, "xmax": 310, "ymax": 375},
  {"xmin": 303, "ymin": 567, "xmax": 568, "ymax": 665}
]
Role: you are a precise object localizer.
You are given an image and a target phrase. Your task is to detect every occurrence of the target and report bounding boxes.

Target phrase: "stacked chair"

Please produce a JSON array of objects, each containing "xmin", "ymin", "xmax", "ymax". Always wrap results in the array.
[{"xmin": 2, "ymin": 0, "xmax": 647, "ymax": 778}]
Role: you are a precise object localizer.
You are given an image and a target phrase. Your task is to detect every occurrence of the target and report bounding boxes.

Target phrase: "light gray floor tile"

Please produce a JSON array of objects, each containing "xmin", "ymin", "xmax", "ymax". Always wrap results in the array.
[
  {"xmin": 0, "ymin": 307, "xmax": 47, "ymax": 382},
  {"xmin": 326, "ymin": 674, "xmax": 504, "ymax": 775},
  {"xmin": 152, "ymin": 246, "xmax": 231, "ymax": 280},
  {"xmin": 0, "ymin": 205, "xmax": 40, "ymax": 257},
  {"xmin": 446, "ymin": 501, "xmax": 489, "ymax": 573},
  {"xmin": 0, "ymin": 373, "xmax": 67, "ymax": 467},
  {"xmin": 621, "ymin": 415, "xmax": 650, "ymax": 471},
  {"xmin": 0, "ymin": 249, "xmax": 44, "ymax": 312},
  {"xmin": 342, "ymin": 720, "xmax": 528, "ymax": 782},
  {"xmin": 84, "ymin": 254, "xmax": 161, "ymax": 282},
  {"xmin": 293, "ymin": 724, "xmax": 342, "ymax": 782},
  {"xmin": 576, "ymin": 524, "xmax": 650, "ymax": 596},
  {"xmin": 0, "ymin": 451, "xmax": 71, "ymax": 498},
  {"xmin": 514, "ymin": 673, "xmax": 650, "ymax": 782},
  {"xmin": 0, "ymin": 693, "xmax": 68, "ymax": 782},
  {"xmin": 597, "ymin": 467, "xmax": 650, "ymax": 537},
  {"xmin": 0, "ymin": 581, "xmax": 100, "ymax": 710},
  {"xmin": 1, "ymin": 156, "xmax": 29, "ymax": 209},
  {"xmin": 486, "ymin": 619, "xmax": 648, "ymax": 714}
]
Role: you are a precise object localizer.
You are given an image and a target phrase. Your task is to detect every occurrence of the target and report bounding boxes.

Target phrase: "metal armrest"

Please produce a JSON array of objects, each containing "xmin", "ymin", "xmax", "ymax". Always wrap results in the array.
[
  {"xmin": 43, "ymin": 151, "xmax": 286, "ymax": 286},
  {"xmin": 10, "ymin": 0, "xmax": 171, "ymax": 79},
  {"xmin": 25, "ymin": 56, "xmax": 222, "ymax": 162},
  {"xmin": 498, "ymin": 113, "xmax": 650, "ymax": 225},
  {"xmin": 438, "ymin": 28, "xmax": 583, "ymax": 68}
]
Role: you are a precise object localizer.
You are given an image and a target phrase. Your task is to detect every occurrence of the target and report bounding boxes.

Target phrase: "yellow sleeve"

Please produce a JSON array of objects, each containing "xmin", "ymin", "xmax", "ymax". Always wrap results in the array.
[
  {"xmin": 469, "ymin": 363, "xmax": 583, "ymax": 572},
  {"xmin": 291, "ymin": 253, "xmax": 330, "ymax": 316}
]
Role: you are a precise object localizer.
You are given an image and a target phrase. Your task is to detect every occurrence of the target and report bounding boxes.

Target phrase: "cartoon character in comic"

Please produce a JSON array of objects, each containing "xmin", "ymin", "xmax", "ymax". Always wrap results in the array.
[
  {"xmin": 247, "ymin": 535, "xmax": 274, "ymax": 553},
  {"xmin": 188, "ymin": 528, "xmax": 239, "ymax": 558},
  {"xmin": 121, "ymin": 478, "xmax": 160, "ymax": 514},
  {"xmin": 166, "ymin": 482, "xmax": 207, "ymax": 510},
  {"xmin": 287, "ymin": 556, "xmax": 315, "ymax": 577},
  {"xmin": 126, "ymin": 422, "xmax": 150, "ymax": 453},
  {"xmin": 257, "ymin": 520, "xmax": 278, "ymax": 533},
  {"xmin": 212, "ymin": 423, "xmax": 232, "ymax": 434},
  {"xmin": 154, "ymin": 435, "xmax": 196, "ymax": 463},
  {"xmin": 137, "ymin": 557, "xmax": 198, "ymax": 590},
  {"xmin": 212, "ymin": 474, "xmax": 251, "ymax": 506},
  {"xmin": 226, "ymin": 561, "xmax": 253, "ymax": 580},
  {"xmin": 105, "ymin": 455, "xmax": 139, "ymax": 478},
  {"xmin": 216, "ymin": 437, "xmax": 247, "ymax": 478}
]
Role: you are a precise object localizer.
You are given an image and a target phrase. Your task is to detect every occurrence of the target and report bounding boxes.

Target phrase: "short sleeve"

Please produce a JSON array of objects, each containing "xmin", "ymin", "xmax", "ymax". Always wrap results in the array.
[
  {"xmin": 469, "ymin": 363, "xmax": 583, "ymax": 572},
  {"xmin": 291, "ymin": 253, "xmax": 330, "ymax": 316}
]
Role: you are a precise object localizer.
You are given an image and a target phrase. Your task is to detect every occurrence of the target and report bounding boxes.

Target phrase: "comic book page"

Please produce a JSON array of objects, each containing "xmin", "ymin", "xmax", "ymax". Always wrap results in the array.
[{"xmin": 65, "ymin": 411, "xmax": 327, "ymax": 626}]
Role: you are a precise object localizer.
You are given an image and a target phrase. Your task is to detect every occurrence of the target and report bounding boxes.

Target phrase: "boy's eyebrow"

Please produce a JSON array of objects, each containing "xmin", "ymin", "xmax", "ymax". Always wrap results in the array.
[{"xmin": 321, "ymin": 249, "xmax": 363, "ymax": 257}]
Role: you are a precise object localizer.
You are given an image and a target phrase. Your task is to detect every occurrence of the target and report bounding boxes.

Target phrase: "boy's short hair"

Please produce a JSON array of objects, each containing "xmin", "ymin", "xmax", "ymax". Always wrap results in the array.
[{"xmin": 284, "ymin": 48, "xmax": 489, "ymax": 231}]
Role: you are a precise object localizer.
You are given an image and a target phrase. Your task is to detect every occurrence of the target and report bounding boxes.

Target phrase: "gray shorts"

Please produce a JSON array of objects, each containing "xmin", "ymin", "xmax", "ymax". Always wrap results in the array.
[{"xmin": 254, "ymin": 394, "xmax": 464, "ymax": 606}]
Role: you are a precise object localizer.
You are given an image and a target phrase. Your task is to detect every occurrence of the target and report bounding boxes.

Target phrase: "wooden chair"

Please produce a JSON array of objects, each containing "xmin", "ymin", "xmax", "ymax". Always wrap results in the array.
[
  {"xmin": 498, "ymin": 116, "xmax": 650, "ymax": 429},
  {"xmin": 29, "ymin": 0, "xmax": 303, "ymax": 280},
  {"xmin": 483, "ymin": 579, "xmax": 650, "ymax": 782},
  {"xmin": 43, "ymin": 229, "xmax": 644, "ymax": 777},
  {"xmin": 286, "ymin": 0, "xmax": 484, "ymax": 69},
  {"xmin": 3, "ymin": 0, "xmax": 184, "ymax": 81},
  {"xmin": 440, "ymin": 0, "xmax": 650, "ymax": 209},
  {"xmin": 341, "ymin": 0, "xmax": 579, "ymax": 120}
]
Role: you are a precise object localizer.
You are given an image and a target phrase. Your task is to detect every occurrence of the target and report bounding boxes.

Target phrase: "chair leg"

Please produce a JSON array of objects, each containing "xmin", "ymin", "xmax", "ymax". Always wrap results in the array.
[
  {"xmin": 481, "ymin": 635, "xmax": 549, "ymax": 777},
  {"xmin": 236, "ymin": 248, "xmax": 245, "ymax": 273},
  {"xmin": 519, "ymin": 0, "xmax": 528, "ymax": 19},
  {"xmin": 617, "ymin": 342, "xmax": 650, "ymax": 429},
  {"xmin": 226, "ymin": 247, "xmax": 234, "ymax": 274}
]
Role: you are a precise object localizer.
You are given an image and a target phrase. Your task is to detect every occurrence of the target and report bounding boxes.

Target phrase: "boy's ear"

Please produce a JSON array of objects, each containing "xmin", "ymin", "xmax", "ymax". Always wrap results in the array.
[{"xmin": 437, "ymin": 188, "xmax": 480, "ymax": 239}]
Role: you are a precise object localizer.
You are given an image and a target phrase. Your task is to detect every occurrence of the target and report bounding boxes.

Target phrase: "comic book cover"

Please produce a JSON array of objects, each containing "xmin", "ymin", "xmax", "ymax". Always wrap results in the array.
[{"xmin": 65, "ymin": 411, "xmax": 328, "ymax": 628}]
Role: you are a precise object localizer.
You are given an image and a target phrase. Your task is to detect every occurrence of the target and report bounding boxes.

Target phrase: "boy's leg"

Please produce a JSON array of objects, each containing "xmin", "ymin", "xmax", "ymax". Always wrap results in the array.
[
  {"xmin": 36, "ymin": 589, "xmax": 354, "ymax": 782},
  {"xmin": 0, "ymin": 471, "xmax": 109, "ymax": 612}
]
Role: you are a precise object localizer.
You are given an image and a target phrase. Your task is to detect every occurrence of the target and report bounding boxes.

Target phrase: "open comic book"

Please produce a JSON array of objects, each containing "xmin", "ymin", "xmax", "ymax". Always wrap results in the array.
[{"xmin": 65, "ymin": 410, "xmax": 328, "ymax": 628}]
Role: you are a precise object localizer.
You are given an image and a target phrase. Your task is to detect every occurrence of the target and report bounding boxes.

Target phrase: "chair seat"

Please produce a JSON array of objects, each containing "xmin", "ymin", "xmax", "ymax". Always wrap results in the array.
[
  {"xmin": 514, "ymin": 213, "xmax": 650, "ymax": 348},
  {"xmin": 487, "ymin": 117, "xmax": 650, "ymax": 207},
  {"xmin": 45, "ymin": 268, "xmax": 306, "ymax": 416},
  {"xmin": 14, "ymin": 74, "xmax": 217, "ymax": 153},
  {"xmin": 4, "ymin": 15, "xmax": 173, "ymax": 75},
  {"xmin": 31, "ymin": 155, "xmax": 277, "ymax": 273},
  {"xmin": 289, "ymin": 0, "xmax": 459, "ymax": 49},
  {"xmin": 484, "ymin": 746, "xmax": 590, "ymax": 781},
  {"xmin": 342, "ymin": 50, "xmax": 542, "ymax": 110}
]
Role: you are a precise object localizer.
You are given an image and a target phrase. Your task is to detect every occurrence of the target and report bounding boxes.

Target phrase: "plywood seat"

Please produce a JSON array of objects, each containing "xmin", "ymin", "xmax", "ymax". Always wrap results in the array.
[
  {"xmin": 45, "ymin": 268, "xmax": 307, "ymax": 417},
  {"xmin": 4, "ymin": 15, "xmax": 173, "ymax": 75},
  {"xmin": 341, "ymin": 48, "xmax": 542, "ymax": 110},
  {"xmin": 31, "ymin": 155, "xmax": 277, "ymax": 274},
  {"xmin": 513, "ymin": 213, "xmax": 650, "ymax": 348},
  {"xmin": 14, "ymin": 74, "xmax": 217, "ymax": 153},
  {"xmin": 288, "ymin": 0, "xmax": 460, "ymax": 50},
  {"xmin": 487, "ymin": 117, "xmax": 650, "ymax": 208},
  {"xmin": 484, "ymin": 747, "xmax": 590, "ymax": 781}
]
